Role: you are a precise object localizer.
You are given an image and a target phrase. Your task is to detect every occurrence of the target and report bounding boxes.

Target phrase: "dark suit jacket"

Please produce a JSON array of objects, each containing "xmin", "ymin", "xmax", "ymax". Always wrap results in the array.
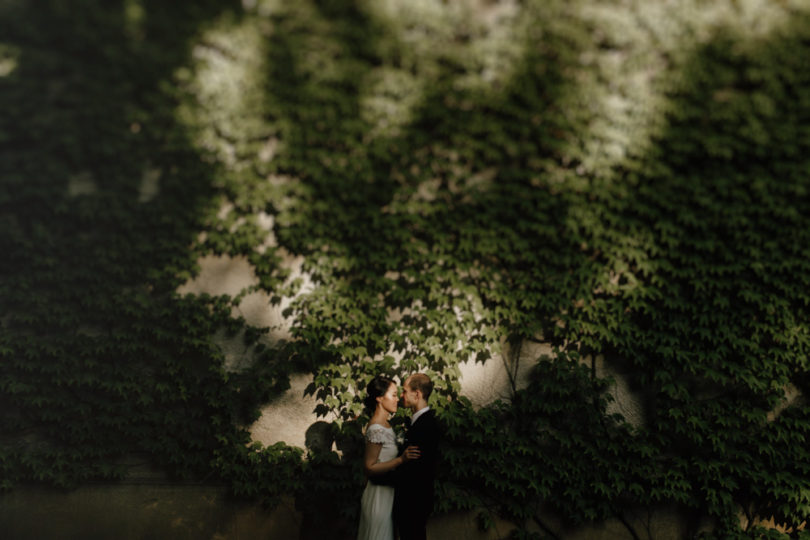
[{"xmin": 392, "ymin": 409, "xmax": 440, "ymax": 526}]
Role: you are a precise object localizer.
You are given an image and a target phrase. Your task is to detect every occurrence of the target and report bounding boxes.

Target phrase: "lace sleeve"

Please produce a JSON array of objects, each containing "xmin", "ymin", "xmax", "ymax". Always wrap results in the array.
[{"xmin": 365, "ymin": 424, "xmax": 388, "ymax": 445}]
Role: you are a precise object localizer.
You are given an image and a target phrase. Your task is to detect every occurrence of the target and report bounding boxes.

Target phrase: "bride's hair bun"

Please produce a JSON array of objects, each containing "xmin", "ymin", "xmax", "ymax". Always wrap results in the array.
[{"xmin": 364, "ymin": 375, "xmax": 395, "ymax": 414}]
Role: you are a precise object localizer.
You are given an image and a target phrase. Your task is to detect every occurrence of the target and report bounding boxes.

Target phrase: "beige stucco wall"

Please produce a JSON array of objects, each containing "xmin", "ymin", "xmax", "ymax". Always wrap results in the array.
[
  {"xmin": 155, "ymin": 255, "xmax": 678, "ymax": 539},
  {"xmin": 178, "ymin": 254, "xmax": 649, "ymax": 449}
]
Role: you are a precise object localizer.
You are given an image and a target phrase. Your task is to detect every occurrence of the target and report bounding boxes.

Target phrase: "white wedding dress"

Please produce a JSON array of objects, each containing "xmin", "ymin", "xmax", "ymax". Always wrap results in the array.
[{"xmin": 357, "ymin": 423, "xmax": 397, "ymax": 540}]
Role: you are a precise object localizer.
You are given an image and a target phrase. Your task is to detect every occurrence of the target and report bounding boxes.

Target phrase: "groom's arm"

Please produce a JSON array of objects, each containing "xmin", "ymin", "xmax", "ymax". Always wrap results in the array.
[
  {"xmin": 393, "ymin": 418, "xmax": 439, "ymax": 482},
  {"xmin": 370, "ymin": 416, "xmax": 440, "ymax": 486},
  {"xmin": 416, "ymin": 417, "xmax": 440, "ymax": 469},
  {"xmin": 401, "ymin": 417, "xmax": 439, "ymax": 488}
]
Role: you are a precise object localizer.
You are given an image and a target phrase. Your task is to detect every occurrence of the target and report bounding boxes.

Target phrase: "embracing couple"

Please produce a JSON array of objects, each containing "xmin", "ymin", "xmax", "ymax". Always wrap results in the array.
[{"xmin": 357, "ymin": 373, "xmax": 440, "ymax": 540}]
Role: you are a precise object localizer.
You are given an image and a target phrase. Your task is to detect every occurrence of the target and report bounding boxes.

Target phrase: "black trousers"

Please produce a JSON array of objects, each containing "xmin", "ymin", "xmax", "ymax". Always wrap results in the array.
[
  {"xmin": 393, "ymin": 495, "xmax": 432, "ymax": 540},
  {"xmin": 395, "ymin": 515, "xmax": 428, "ymax": 540}
]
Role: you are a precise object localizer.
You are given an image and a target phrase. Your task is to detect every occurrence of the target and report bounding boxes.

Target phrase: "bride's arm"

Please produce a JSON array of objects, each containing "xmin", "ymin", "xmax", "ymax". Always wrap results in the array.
[{"xmin": 364, "ymin": 442, "xmax": 420, "ymax": 477}]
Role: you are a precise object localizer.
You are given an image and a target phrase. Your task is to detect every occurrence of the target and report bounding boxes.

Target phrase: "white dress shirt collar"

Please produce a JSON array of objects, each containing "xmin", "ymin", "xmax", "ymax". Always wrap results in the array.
[{"xmin": 411, "ymin": 406, "xmax": 430, "ymax": 425}]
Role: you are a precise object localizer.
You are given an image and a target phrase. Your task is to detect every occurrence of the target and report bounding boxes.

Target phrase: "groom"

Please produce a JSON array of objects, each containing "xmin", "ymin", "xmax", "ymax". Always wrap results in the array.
[{"xmin": 393, "ymin": 373, "xmax": 440, "ymax": 540}]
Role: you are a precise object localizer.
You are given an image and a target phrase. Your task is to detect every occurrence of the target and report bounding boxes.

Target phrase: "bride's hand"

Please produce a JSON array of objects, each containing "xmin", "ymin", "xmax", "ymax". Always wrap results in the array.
[{"xmin": 402, "ymin": 445, "xmax": 420, "ymax": 462}]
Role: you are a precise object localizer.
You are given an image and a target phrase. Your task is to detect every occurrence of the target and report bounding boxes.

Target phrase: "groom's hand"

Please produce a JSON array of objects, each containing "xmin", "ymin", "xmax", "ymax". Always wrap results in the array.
[{"xmin": 401, "ymin": 445, "xmax": 420, "ymax": 462}]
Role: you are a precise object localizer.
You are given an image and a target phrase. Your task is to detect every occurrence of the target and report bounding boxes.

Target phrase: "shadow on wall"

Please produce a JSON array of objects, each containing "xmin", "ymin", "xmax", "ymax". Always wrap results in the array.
[
  {"xmin": 250, "ymin": 0, "xmax": 600, "ymax": 422},
  {"xmin": 479, "ymin": 8, "xmax": 810, "ymax": 538},
  {"xmin": 3, "ymin": 0, "xmax": 810, "ymax": 537},
  {"xmin": 599, "ymin": 13, "xmax": 810, "ymax": 533},
  {"xmin": 0, "ymin": 0, "xmax": 307, "ymax": 488}
]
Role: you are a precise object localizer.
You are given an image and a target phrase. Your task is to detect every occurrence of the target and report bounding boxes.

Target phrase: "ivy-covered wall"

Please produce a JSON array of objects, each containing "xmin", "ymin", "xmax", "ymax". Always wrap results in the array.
[{"xmin": 2, "ymin": 0, "xmax": 810, "ymax": 538}]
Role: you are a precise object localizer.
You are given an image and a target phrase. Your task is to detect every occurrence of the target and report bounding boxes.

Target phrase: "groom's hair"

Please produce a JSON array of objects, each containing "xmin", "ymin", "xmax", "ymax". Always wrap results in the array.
[{"xmin": 407, "ymin": 373, "xmax": 433, "ymax": 400}]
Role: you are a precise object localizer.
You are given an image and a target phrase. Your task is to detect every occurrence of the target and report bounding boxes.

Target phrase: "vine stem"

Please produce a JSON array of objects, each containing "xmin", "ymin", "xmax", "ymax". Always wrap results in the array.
[
  {"xmin": 614, "ymin": 509, "xmax": 642, "ymax": 540},
  {"xmin": 503, "ymin": 336, "xmax": 522, "ymax": 396},
  {"xmin": 532, "ymin": 514, "xmax": 562, "ymax": 540}
]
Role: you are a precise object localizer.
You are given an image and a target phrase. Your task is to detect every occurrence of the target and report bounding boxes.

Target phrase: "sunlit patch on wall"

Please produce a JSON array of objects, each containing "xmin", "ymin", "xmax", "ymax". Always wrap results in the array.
[
  {"xmin": 767, "ymin": 383, "xmax": 804, "ymax": 422},
  {"xmin": 0, "ymin": 43, "xmax": 19, "ymax": 77},
  {"xmin": 449, "ymin": 0, "xmax": 527, "ymax": 93},
  {"xmin": 175, "ymin": 15, "xmax": 270, "ymax": 168},
  {"xmin": 365, "ymin": 0, "xmax": 527, "ymax": 94},
  {"xmin": 67, "ymin": 171, "xmax": 97, "ymax": 197},
  {"xmin": 123, "ymin": 0, "xmax": 145, "ymax": 40},
  {"xmin": 570, "ymin": 2, "xmax": 671, "ymax": 175},
  {"xmin": 458, "ymin": 339, "xmax": 552, "ymax": 408},
  {"xmin": 359, "ymin": 67, "xmax": 421, "ymax": 139},
  {"xmin": 574, "ymin": 0, "xmax": 797, "ymax": 176},
  {"xmin": 249, "ymin": 373, "xmax": 321, "ymax": 449},
  {"xmin": 177, "ymin": 249, "xmax": 314, "ymax": 342},
  {"xmin": 245, "ymin": 0, "xmax": 285, "ymax": 17},
  {"xmin": 138, "ymin": 165, "xmax": 161, "ymax": 203}
]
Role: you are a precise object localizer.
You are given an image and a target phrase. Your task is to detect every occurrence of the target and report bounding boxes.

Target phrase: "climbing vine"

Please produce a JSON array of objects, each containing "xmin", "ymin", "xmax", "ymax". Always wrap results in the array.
[{"xmin": 2, "ymin": 0, "xmax": 810, "ymax": 538}]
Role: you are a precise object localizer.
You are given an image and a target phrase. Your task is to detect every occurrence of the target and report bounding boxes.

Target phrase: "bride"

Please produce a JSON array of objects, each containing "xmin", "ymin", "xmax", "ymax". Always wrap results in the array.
[{"xmin": 357, "ymin": 376, "xmax": 420, "ymax": 540}]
